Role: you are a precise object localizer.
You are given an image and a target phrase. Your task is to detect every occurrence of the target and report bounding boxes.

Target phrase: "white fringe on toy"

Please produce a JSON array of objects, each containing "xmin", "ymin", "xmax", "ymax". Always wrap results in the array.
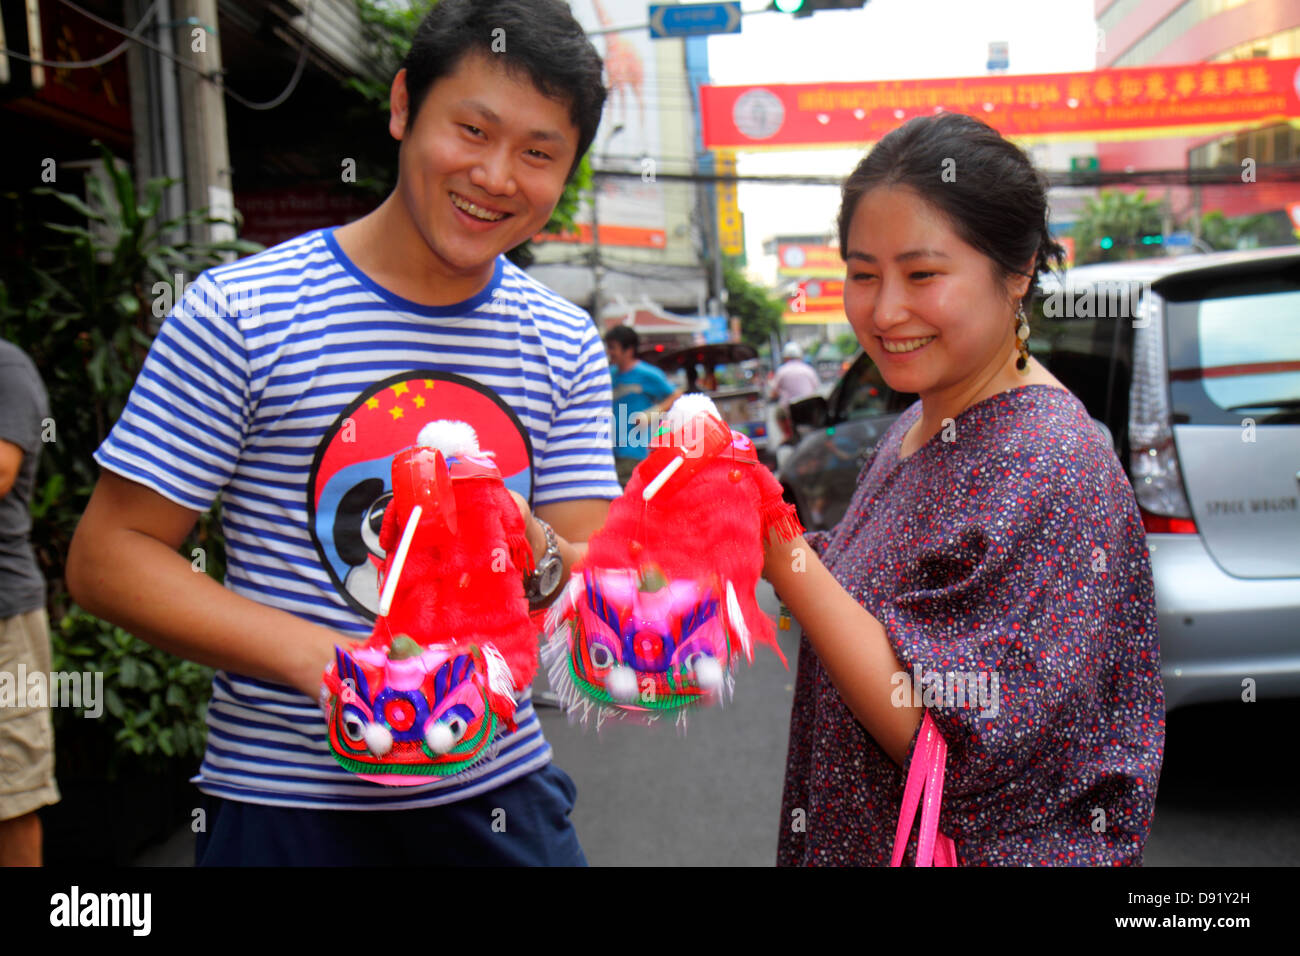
[
  {"xmin": 416, "ymin": 420, "xmax": 493, "ymax": 457},
  {"xmin": 480, "ymin": 642, "xmax": 516, "ymax": 698},
  {"xmin": 662, "ymin": 393, "xmax": 721, "ymax": 430}
]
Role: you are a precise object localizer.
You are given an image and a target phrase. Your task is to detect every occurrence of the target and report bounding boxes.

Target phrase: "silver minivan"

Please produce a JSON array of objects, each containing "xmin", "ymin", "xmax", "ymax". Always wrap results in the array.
[{"xmin": 780, "ymin": 247, "xmax": 1300, "ymax": 712}]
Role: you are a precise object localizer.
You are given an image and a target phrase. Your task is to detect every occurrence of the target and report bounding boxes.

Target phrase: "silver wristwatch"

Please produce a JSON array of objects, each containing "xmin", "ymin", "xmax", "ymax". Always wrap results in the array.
[{"xmin": 523, "ymin": 517, "xmax": 564, "ymax": 610}]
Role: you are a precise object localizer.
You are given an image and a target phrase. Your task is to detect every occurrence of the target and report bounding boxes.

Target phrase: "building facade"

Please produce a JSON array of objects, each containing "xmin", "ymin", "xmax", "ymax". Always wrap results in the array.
[{"xmin": 1095, "ymin": 0, "xmax": 1300, "ymax": 225}]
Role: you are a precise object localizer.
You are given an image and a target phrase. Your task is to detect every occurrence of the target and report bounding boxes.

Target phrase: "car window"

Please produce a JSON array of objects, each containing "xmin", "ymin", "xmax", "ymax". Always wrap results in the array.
[
  {"xmin": 1030, "ymin": 291, "xmax": 1130, "ymax": 448},
  {"xmin": 835, "ymin": 355, "xmax": 914, "ymax": 420},
  {"xmin": 1164, "ymin": 270, "xmax": 1300, "ymax": 425}
]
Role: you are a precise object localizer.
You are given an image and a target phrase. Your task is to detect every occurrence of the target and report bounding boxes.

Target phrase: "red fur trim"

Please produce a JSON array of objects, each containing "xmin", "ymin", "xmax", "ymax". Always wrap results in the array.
[
  {"xmin": 508, "ymin": 533, "xmax": 535, "ymax": 576},
  {"xmin": 487, "ymin": 687, "xmax": 519, "ymax": 734},
  {"xmin": 761, "ymin": 500, "xmax": 804, "ymax": 543}
]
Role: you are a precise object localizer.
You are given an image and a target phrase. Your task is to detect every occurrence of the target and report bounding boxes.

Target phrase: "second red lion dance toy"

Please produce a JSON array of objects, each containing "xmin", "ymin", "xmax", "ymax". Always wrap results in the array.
[{"xmin": 542, "ymin": 394, "xmax": 803, "ymax": 729}]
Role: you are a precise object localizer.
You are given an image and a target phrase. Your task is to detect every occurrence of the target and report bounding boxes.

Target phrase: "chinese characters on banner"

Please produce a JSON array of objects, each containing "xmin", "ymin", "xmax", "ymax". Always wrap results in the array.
[{"xmin": 701, "ymin": 58, "xmax": 1300, "ymax": 148}]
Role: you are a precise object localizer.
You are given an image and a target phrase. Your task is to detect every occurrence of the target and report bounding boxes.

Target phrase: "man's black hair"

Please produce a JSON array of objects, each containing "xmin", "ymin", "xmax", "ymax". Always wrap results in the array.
[
  {"xmin": 402, "ymin": 0, "xmax": 607, "ymax": 179},
  {"xmin": 604, "ymin": 325, "xmax": 639, "ymax": 351}
]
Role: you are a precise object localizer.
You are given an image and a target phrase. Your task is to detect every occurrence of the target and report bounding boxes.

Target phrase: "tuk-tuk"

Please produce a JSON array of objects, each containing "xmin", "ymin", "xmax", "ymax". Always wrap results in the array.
[{"xmin": 636, "ymin": 342, "xmax": 773, "ymax": 466}]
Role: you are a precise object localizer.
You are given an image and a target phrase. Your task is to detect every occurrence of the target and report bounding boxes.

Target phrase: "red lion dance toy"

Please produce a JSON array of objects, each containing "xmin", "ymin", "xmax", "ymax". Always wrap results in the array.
[
  {"xmin": 320, "ymin": 421, "xmax": 537, "ymax": 785},
  {"xmin": 542, "ymin": 394, "xmax": 802, "ymax": 729}
]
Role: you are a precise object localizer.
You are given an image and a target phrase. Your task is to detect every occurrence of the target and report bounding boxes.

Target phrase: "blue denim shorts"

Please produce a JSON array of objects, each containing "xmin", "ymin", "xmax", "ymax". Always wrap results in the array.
[{"xmin": 194, "ymin": 763, "xmax": 586, "ymax": 866}]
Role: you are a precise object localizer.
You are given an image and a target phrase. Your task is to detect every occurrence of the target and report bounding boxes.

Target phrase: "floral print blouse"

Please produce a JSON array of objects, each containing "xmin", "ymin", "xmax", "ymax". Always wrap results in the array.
[{"xmin": 778, "ymin": 385, "xmax": 1165, "ymax": 866}]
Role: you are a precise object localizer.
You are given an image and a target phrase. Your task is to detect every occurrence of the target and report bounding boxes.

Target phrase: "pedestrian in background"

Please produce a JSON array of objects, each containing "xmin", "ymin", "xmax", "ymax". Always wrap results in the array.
[
  {"xmin": 765, "ymin": 112, "xmax": 1164, "ymax": 865},
  {"xmin": 769, "ymin": 341, "xmax": 822, "ymax": 448},
  {"xmin": 0, "ymin": 338, "xmax": 57, "ymax": 867},
  {"xmin": 605, "ymin": 325, "xmax": 683, "ymax": 486},
  {"xmin": 769, "ymin": 340, "xmax": 821, "ymax": 406}
]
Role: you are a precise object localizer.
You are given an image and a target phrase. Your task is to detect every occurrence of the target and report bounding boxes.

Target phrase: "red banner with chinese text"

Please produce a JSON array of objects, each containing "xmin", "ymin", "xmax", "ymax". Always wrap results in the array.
[{"xmin": 701, "ymin": 58, "xmax": 1300, "ymax": 148}]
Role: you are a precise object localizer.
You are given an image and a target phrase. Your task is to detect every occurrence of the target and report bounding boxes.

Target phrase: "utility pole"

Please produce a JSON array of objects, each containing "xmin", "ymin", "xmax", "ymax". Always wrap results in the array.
[
  {"xmin": 590, "ymin": 124, "xmax": 625, "ymax": 325},
  {"xmin": 174, "ymin": 0, "xmax": 234, "ymax": 249}
]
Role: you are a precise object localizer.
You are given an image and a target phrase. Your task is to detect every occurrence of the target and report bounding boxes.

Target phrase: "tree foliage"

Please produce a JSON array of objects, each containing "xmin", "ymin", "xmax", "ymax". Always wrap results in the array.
[
  {"xmin": 1198, "ymin": 210, "xmax": 1297, "ymax": 250},
  {"xmin": 0, "ymin": 145, "xmax": 251, "ymax": 776},
  {"xmin": 724, "ymin": 262, "xmax": 784, "ymax": 348},
  {"xmin": 1070, "ymin": 189, "xmax": 1167, "ymax": 264}
]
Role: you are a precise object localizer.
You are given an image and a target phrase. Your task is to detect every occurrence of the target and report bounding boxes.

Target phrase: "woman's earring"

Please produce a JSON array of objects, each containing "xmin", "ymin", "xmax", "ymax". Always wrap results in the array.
[{"xmin": 1015, "ymin": 305, "xmax": 1031, "ymax": 373}]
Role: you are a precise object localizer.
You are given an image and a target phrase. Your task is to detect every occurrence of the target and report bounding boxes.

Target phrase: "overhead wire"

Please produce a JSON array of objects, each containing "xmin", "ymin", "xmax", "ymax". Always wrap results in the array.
[
  {"xmin": 0, "ymin": 0, "xmax": 159, "ymax": 69},
  {"xmin": 44, "ymin": 0, "xmax": 317, "ymax": 111}
]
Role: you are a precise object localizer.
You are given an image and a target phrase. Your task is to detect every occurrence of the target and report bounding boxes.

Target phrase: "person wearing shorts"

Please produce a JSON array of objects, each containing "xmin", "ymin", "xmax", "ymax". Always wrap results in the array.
[{"xmin": 0, "ymin": 338, "xmax": 57, "ymax": 866}]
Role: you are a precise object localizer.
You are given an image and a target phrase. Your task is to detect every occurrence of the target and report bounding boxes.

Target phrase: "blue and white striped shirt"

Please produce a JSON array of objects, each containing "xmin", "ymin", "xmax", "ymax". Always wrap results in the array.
[{"xmin": 95, "ymin": 227, "xmax": 620, "ymax": 808}]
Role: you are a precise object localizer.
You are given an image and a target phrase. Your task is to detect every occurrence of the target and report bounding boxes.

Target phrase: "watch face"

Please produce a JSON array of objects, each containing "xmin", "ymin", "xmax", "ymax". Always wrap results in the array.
[{"xmin": 538, "ymin": 557, "xmax": 563, "ymax": 596}]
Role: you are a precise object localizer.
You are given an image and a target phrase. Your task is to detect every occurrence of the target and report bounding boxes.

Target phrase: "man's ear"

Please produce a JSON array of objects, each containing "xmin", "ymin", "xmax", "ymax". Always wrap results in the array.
[{"xmin": 389, "ymin": 69, "xmax": 410, "ymax": 142}]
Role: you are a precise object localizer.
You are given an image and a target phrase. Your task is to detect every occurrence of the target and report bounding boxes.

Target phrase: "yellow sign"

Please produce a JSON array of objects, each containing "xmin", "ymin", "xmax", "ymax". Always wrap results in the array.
[{"xmin": 715, "ymin": 150, "xmax": 743, "ymax": 256}]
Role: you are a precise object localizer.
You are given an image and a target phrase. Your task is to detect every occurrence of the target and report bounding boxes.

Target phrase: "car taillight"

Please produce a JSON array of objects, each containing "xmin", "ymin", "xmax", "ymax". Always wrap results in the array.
[
  {"xmin": 1139, "ymin": 509, "xmax": 1198, "ymax": 534},
  {"xmin": 1128, "ymin": 290, "xmax": 1196, "ymax": 528}
]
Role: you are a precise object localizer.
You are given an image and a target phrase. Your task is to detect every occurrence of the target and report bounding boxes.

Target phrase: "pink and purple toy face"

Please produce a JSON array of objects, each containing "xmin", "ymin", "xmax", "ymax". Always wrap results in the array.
[
  {"xmin": 326, "ymin": 640, "xmax": 516, "ymax": 785},
  {"xmin": 545, "ymin": 566, "xmax": 752, "ymax": 718}
]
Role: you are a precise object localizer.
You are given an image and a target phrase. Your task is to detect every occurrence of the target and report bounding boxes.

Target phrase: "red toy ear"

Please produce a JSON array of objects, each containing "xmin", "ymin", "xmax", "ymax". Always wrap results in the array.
[
  {"xmin": 428, "ymin": 450, "xmax": 457, "ymax": 536},
  {"xmin": 391, "ymin": 447, "xmax": 459, "ymax": 539}
]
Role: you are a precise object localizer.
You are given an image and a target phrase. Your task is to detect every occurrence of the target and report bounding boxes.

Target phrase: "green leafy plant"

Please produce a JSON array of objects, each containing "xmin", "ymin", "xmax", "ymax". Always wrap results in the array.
[
  {"xmin": 50, "ymin": 608, "xmax": 214, "ymax": 778},
  {"xmin": 835, "ymin": 331, "xmax": 860, "ymax": 356},
  {"xmin": 1, "ymin": 143, "xmax": 255, "ymax": 597},
  {"xmin": 1197, "ymin": 209, "xmax": 1297, "ymax": 250},
  {"xmin": 0, "ymin": 143, "xmax": 258, "ymax": 779}
]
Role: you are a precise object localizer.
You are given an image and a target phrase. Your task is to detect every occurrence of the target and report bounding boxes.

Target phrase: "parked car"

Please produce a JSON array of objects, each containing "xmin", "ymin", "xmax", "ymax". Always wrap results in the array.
[{"xmin": 777, "ymin": 247, "xmax": 1300, "ymax": 712}]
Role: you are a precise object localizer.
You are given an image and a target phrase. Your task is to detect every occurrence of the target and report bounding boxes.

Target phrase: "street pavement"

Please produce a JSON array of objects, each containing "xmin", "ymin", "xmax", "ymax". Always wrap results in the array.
[{"xmin": 131, "ymin": 581, "xmax": 1300, "ymax": 865}]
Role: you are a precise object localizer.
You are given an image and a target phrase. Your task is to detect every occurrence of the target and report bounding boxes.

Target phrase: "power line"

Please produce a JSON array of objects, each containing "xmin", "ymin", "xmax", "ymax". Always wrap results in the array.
[
  {"xmin": 49, "ymin": 0, "xmax": 317, "ymax": 112},
  {"xmin": 589, "ymin": 163, "xmax": 1300, "ymax": 187},
  {"xmin": 0, "ymin": 0, "xmax": 159, "ymax": 69}
]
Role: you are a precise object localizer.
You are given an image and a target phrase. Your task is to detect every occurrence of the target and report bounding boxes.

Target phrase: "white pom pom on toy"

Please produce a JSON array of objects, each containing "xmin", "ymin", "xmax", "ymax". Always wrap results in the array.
[
  {"xmin": 606, "ymin": 664, "xmax": 639, "ymax": 703},
  {"xmin": 364, "ymin": 722, "xmax": 393, "ymax": 756},
  {"xmin": 425, "ymin": 721, "xmax": 455, "ymax": 755},
  {"xmin": 662, "ymin": 393, "xmax": 721, "ymax": 431},
  {"xmin": 693, "ymin": 656, "xmax": 724, "ymax": 692},
  {"xmin": 416, "ymin": 420, "xmax": 483, "ymax": 456}
]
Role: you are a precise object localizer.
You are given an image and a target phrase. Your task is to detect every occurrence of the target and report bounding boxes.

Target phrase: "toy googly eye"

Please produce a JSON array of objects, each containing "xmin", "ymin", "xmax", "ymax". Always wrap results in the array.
[
  {"xmin": 342, "ymin": 712, "xmax": 366, "ymax": 742},
  {"xmin": 445, "ymin": 715, "xmax": 468, "ymax": 741},
  {"xmin": 683, "ymin": 651, "xmax": 706, "ymax": 672},
  {"xmin": 589, "ymin": 643, "xmax": 615, "ymax": 669}
]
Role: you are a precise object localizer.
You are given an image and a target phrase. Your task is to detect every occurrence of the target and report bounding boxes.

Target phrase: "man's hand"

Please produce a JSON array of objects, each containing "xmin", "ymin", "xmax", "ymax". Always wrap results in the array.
[
  {"xmin": 67, "ymin": 471, "xmax": 361, "ymax": 702},
  {"xmin": 507, "ymin": 489, "xmax": 546, "ymax": 563},
  {"xmin": 504, "ymin": 492, "xmax": 611, "ymax": 606}
]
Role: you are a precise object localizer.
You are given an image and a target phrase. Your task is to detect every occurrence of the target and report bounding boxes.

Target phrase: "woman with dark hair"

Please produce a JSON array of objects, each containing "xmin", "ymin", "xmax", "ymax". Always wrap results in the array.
[{"xmin": 764, "ymin": 113, "xmax": 1165, "ymax": 866}]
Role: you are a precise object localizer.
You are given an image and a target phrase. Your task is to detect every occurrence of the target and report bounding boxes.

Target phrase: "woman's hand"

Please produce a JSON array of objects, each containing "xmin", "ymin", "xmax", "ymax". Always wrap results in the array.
[{"xmin": 762, "ymin": 531, "xmax": 923, "ymax": 767}]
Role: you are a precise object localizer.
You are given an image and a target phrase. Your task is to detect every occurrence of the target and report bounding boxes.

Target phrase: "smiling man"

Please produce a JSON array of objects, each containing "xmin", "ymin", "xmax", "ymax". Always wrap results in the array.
[{"xmin": 66, "ymin": 0, "xmax": 615, "ymax": 865}]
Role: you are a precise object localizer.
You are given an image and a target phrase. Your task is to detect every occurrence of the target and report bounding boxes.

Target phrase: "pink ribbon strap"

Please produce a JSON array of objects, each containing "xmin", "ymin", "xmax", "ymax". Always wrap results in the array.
[{"xmin": 890, "ymin": 711, "xmax": 958, "ymax": 867}]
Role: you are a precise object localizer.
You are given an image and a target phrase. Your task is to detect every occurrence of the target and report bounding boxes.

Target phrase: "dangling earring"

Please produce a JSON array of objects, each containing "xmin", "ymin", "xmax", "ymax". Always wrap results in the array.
[{"xmin": 1015, "ymin": 305, "xmax": 1030, "ymax": 373}]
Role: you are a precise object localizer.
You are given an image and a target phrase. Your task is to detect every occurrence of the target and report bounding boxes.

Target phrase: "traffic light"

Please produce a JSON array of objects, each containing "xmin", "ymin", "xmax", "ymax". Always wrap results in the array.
[
  {"xmin": 1097, "ymin": 234, "xmax": 1162, "ymax": 251},
  {"xmin": 771, "ymin": 0, "xmax": 868, "ymax": 17}
]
